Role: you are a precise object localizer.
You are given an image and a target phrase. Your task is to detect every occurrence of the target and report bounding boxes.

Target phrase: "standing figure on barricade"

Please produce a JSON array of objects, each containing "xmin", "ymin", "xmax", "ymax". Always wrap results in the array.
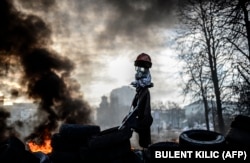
[{"xmin": 119, "ymin": 53, "xmax": 154, "ymax": 149}]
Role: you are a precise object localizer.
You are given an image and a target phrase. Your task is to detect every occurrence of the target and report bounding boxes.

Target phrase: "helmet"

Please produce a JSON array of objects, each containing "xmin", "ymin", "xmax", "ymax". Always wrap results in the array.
[{"xmin": 134, "ymin": 53, "xmax": 152, "ymax": 68}]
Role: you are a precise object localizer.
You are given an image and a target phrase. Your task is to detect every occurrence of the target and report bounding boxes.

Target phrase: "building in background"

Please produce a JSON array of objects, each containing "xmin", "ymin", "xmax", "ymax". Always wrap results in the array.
[{"xmin": 96, "ymin": 86, "xmax": 135, "ymax": 130}]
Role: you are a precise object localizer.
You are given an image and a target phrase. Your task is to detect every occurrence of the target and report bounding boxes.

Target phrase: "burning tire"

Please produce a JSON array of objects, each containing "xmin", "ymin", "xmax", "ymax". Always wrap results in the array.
[{"xmin": 179, "ymin": 129, "xmax": 225, "ymax": 149}]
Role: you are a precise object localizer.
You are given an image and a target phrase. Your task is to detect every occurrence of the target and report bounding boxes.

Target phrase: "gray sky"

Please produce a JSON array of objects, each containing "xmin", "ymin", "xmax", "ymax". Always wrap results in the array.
[{"xmin": 12, "ymin": 0, "xmax": 188, "ymax": 107}]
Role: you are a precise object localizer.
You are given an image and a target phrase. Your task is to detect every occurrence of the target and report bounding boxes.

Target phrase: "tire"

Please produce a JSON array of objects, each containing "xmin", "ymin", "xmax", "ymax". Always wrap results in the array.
[
  {"xmin": 88, "ymin": 126, "xmax": 133, "ymax": 149},
  {"xmin": 179, "ymin": 129, "xmax": 225, "ymax": 149},
  {"xmin": 0, "ymin": 144, "xmax": 40, "ymax": 163},
  {"xmin": 51, "ymin": 133, "xmax": 82, "ymax": 152},
  {"xmin": 225, "ymin": 128, "xmax": 250, "ymax": 149},
  {"xmin": 59, "ymin": 124, "xmax": 100, "ymax": 138},
  {"xmin": 0, "ymin": 144, "xmax": 14, "ymax": 162},
  {"xmin": 80, "ymin": 126, "xmax": 132, "ymax": 161},
  {"xmin": 226, "ymin": 115, "xmax": 250, "ymax": 149},
  {"xmin": 230, "ymin": 115, "xmax": 250, "ymax": 132},
  {"xmin": 3, "ymin": 136, "xmax": 25, "ymax": 151}
]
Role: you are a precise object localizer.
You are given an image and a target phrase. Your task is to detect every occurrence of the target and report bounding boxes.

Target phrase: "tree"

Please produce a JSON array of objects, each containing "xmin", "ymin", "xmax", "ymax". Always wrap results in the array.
[
  {"xmin": 179, "ymin": 50, "xmax": 212, "ymax": 130},
  {"xmin": 219, "ymin": 0, "xmax": 250, "ymax": 115},
  {"xmin": 175, "ymin": 0, "xmax": 237, "ymax": 134},
  {"xmin": 233, "ymin": 83, "xmax": 250, "ymax": 114}
]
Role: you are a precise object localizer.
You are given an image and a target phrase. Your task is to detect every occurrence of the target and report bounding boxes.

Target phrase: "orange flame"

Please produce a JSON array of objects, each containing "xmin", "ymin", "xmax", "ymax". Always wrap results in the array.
[
  {"xmin": 27, "ymin": 133, "xmax": 52, "ymax": 154},
  {"xmin": 28, "ymin": 138, "xmax": 52, "ymax": 154}
]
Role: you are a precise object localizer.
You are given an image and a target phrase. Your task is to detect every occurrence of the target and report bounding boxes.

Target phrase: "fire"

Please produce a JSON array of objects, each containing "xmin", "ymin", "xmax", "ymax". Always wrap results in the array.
[
  {"xmin": 27, "ymin": 134, "xmax": 52, "ymax": 154},
  {"xmin": 28, "ymin": 138, "xmax": 52, "ymax": 154}
]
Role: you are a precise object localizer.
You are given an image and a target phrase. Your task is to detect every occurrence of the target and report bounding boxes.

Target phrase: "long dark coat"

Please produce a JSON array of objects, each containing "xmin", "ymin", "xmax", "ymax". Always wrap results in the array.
[{"xmin": 131, "ymin": 85, "xmax": 153, "ymax": 148}]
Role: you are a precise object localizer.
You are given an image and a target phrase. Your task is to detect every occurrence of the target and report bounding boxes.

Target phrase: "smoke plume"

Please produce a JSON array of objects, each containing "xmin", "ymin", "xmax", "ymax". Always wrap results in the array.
[{"xmin": 0, "ymin": 0, "xmax": 93, "ymax": 144}]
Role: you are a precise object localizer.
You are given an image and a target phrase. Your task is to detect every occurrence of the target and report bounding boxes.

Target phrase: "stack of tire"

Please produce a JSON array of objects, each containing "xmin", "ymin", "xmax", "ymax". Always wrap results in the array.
[
  {"xmin": 225, "ymin": 114, "xmax": 250, "ymax": 150},
  {"xmin": 49, "ymin": 124, "xmax": 100, "ymax": 163},
  {"xmin": 79, "ymin": 126, "xmax": 138, "ymax": 163},
  {"xmin": 0, "ymin": 136, "xmax": 40, "ymax": 163}
]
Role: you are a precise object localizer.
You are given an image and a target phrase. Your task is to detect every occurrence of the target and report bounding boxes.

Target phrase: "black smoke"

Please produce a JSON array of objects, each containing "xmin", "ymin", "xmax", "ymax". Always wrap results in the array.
[
  {"xmin": 0, "ymin": 108, "xmax": 11, "ymax": 142},
  {"xmin": 0, "ymin": 0, "xmax": 92, "ymax": 145}
]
